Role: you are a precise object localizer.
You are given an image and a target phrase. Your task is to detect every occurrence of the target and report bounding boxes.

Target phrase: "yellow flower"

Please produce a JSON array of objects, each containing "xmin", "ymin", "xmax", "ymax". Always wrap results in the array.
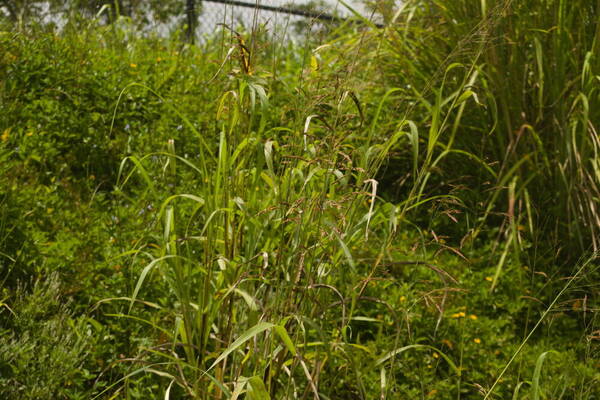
[
  {"xmin": 473, "ymin": 338, "xmax": 481, "ymax": 344},
  {"xmin": 451, "ymin": 311, "xmax": 466, "ymax": 318},
  {"xmin": 1, "ymin": 128, "xmax": 10, "ymax": 142},
  {"xmin": 156, "ymin": 57, "xmax": 162, "ymax": 63},
  {"xmin": 399, "ymin": 296, "xmax": 407, "ymax": 302},
  {"xmin": 485, "ymin": 276, "xmax": 493, "ymax": 282},
  {"xmin": 130, "ymin": 63, "xmax": 137, "ymax": 68},
  {"xmin": 432, "ymin": 352, "xmax": 439, "ymax": 359},
  {"xmin": 469, "ymin": 314, "xmax": 478, "ymax": 320}
]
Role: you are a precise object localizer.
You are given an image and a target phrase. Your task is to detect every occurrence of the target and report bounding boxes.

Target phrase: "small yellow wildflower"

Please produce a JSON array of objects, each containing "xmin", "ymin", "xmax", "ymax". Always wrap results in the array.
[
  {"xmin": 485, "ymin": 276, "xmax": 493, "ymax": 282},
  {"xmin": 399, "ymin": 296, "xmax": 407, "ymax": 302},
  {"xmin": 473, "ymin": 338, "xmax": 481, "ymax": 344},
  {"xmin": 156, "ymin": 57, "xmax": 162, "ymax": 63},
  {"xmin": 1, "ymin": 128, "xmax": 10, "ymax": 142},
  {"xmin": 451, "ymin": 311, "xmax": 466, "ymax": 318},
  {"xmin": 469, "ymin": 314, "xmax": 478, "ymax": 320},
  {"xmin": 432, "ymin": 352, "xmax": 439, "ymax": 359},
  {"xmin": 130, "ymin": 63, "xmax": 137, "ymax": 68}
]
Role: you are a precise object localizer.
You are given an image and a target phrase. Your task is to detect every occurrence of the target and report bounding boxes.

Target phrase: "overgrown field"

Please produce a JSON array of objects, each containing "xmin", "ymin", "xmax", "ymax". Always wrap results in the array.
[{"xmin": 1, "ymin": 1, "xmax": 600, "ymax": 398}]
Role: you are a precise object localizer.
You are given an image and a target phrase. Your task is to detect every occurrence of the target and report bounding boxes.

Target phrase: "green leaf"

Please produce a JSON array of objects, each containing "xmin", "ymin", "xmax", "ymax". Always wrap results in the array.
[
  {"xmin": 273, "ymin": 325, "xmax": 297, "ymax": 356},
  {"xmin": 208, "ymin": 322, "xmax": 275, "ymax": 372},
  {"xmin": 532, "ymin": 351, "xmax": 558, "ymax": 400},
  {"xmin": 247, "ymin": 376, "xmax": 271, "ymax": 400}
]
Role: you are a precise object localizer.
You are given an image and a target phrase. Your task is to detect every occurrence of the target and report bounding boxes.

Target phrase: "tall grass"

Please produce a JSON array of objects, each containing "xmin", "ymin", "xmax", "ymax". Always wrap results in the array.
[
  {"xmin": 373, "ymin": 0, "xmax": 600, "ymax": 262},
  {"xmin": 2, "ymin": 2, "xmax": 599, "ymax": 399},
  {"xmin": 108, "ymin": 26, "xmax": 413, "ymax": 398},
  {"xmin": 101, "ymin": 2, "xmax": 600, "ymax": 397}
]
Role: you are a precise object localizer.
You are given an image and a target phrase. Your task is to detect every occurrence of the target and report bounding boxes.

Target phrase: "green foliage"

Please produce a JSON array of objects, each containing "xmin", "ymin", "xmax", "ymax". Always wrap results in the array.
[
  {"xmin": 370, "ymin": 0, "xmax": 600, "ymax": 259},
  {"xmin": 1, "ymin": 3, "xmax": 599, "ymax": 399},
  {"xmin": 0, "ymin": 274, "xmax": 92, "ymax": 399}
]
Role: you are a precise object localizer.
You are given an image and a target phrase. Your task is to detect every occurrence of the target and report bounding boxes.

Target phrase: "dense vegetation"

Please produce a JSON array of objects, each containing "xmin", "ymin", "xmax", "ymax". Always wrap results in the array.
[{"xmin": 1, "ymin": 1, "xmax": 599, "ymax": 399}]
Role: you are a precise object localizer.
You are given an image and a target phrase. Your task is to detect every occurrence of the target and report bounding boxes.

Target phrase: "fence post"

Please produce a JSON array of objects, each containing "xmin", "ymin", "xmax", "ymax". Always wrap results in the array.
[{"xmin": 186, "ymin": 0, "xmax": 197, "ymax": 44}]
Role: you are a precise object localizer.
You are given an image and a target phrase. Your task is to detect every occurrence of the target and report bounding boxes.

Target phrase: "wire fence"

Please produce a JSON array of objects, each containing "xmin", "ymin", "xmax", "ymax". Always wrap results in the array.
[
  {"xmin": 1, "ymin": 1, "xmax": 381, "ymax": 43},
  {"xmin": 197, "ymin": 0, "xmax": 377, "ymax": 43}
]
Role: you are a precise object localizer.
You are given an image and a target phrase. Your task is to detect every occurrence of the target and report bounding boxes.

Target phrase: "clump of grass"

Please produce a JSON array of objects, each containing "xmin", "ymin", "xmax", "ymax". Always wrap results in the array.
[
  {"xmin": 372, "ymin": 0, "xmax": 600, "ymax": 262},
  {"xmin": 107, "ymin": 25, "xmax": 402, "ymax": 397}
]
